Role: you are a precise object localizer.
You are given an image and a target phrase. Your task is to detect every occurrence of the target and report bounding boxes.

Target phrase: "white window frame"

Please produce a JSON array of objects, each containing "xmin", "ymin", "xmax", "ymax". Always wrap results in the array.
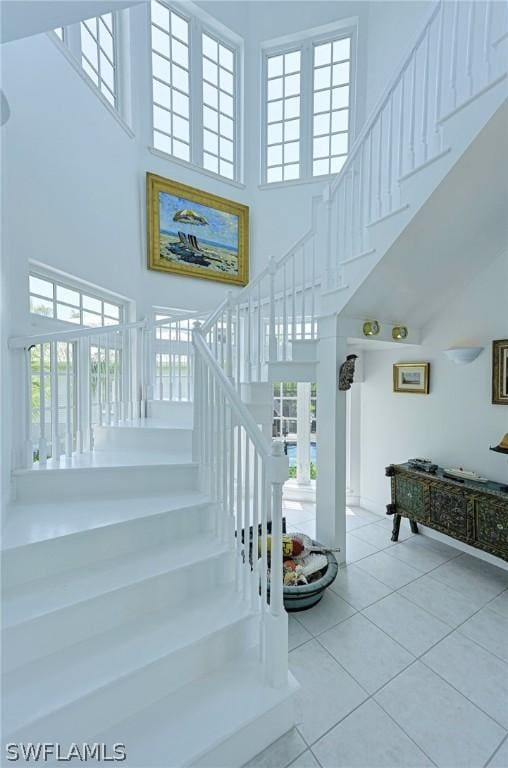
[
  {"xmin": 149, "ymin": 1, "xmax": 244, "ymax": 185},
  {"xmin": 261, "ymin": 18, "xmax": 357, "ymax": 187},
  {"xmin": 48, "ymin": 11, "xmax": 133, "ymax": 136},
  {"xmin": 28, "ymin": 264, "xmax": 127, "ymax": 329}
]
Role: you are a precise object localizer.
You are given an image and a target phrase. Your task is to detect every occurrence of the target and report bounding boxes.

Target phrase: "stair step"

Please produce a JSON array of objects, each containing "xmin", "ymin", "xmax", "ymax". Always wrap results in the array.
[
  {"xmin": 2, "ymin": 493, "xmax": 214, "ymax": 588},
  {"xmin": 13, "ymin": 458, "xmax": 199, "ymax": 502},
  {"xmin": 4, "ymin": 588, "xmax": 256, "ymax": 741},
  {"xmin": 93, "ymin": 648, "xmax": 298, "ymax": 768},
  {"xmin": 3, "ymin": 534, "xmax": 233, "ymax": 671},
  {"xmin": 93, "ymin": 419, "xmax": 192, "ymax": 453},
  {"xmin": 147, "ymin": 399, "xmax": 193, "ymax": 427}
]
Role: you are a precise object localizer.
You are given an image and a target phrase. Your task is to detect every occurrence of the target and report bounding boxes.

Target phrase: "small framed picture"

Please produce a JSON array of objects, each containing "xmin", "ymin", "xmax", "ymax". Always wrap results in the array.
[
  {"xmin": 492, "ymin": 339, "xmax": 508, "ymax": 405},
  {"xmin": 393, "ymin": 363, "xmax": 430, "ymax": 394}
]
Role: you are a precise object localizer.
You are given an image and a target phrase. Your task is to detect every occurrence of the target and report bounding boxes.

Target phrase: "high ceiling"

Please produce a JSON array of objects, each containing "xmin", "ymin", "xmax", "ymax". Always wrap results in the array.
[{"xmin": 0, "ymin": 1, "xmax": 146, "ymax": 44}]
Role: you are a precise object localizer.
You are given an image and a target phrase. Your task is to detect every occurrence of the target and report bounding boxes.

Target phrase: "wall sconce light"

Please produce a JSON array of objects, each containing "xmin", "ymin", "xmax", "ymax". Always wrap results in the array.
[
  {"xmin": 443, "ymin": 347, "xmax": 484, "ymax": 364},
  {"xmin": 363, "ymin": 320, "xmax": 380, "ymax": 337},
  {"xmin": 392, "ymin": 326, "xmax": 408, "ymax": 340}
]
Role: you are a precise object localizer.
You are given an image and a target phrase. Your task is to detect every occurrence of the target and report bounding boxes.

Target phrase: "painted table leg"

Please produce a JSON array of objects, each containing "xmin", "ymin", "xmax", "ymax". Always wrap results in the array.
[
  {"xmin": 410, "ymin": 519, "xmax": 419, "ymax": 534},
  {"xmin": 391, "ymin": 514, "xmax": 402, "ymax": 542}
]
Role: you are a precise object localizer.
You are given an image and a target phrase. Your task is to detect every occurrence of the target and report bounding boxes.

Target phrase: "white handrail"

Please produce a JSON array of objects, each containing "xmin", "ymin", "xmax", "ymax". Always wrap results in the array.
[{"xmin": 8, "ymin": 319, "xmax": 147, "ymax": 348}]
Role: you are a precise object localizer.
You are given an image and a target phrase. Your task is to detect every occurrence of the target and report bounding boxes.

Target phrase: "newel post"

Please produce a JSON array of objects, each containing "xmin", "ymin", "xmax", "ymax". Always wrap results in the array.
[{"xmin": 264, "ymin": 439, "xmax": 289, "ymax": 688}]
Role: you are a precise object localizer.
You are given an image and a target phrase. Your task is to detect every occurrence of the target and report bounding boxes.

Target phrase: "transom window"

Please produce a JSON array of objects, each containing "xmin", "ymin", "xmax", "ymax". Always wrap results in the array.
[
  {"xmin": 263, "ymin": 25, "xmax": 354, "ymax": 184},
  {"xmin": 80, "ymin": 14, "xmax": 117, "ymax": 107},
  {"xmin": 52, "ymin": 14, "xmax": 119, "ymax": 111},
  {"xmin": 150, "ymin": 1, "xmax": 241, "ymax": 182},
  {"xmin": 29, "ymin": 273, "xmax": 123, "ymax": 327}
]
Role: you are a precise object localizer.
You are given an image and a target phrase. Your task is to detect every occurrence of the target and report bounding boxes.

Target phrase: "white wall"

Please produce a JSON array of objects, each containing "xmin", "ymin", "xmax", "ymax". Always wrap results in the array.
[{"xmin": 359, "ymin": 252, "xmax": 508, "ymax": 513}]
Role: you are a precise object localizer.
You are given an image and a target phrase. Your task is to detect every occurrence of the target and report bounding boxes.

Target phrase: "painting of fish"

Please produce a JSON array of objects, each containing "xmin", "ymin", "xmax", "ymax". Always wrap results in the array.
[{"xmin": 147, "ymin": 173, "xmax": 249, "ymax": 286}]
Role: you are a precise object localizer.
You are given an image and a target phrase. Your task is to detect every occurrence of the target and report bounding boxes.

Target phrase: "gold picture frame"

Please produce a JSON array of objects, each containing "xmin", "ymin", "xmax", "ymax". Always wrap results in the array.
[
  {"xmin": 147, "ymin": 172, "xmax": 249, "ymax": 286},
  {"xmin": 492, "ymin": 339, "xmax": 508, "ymax": 405},
  {"xmin": 393, "ymin": 362, "xmax": 430, "ymax": 394}
]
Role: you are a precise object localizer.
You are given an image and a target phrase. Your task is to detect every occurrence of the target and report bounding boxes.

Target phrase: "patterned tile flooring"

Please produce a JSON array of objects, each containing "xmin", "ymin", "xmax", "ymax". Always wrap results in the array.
[{"xmin": 245, "ymin": 504, "xmax": 508, "ymax": 768}]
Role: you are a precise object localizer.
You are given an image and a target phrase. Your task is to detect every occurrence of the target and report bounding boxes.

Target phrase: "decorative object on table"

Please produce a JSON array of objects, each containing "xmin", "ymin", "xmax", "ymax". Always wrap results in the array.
[
  {"xmin": 362, "ymin": 319, "xmax": 380, "ymax": 336},
  {"xmin": 393, "ymin": 362, "xmax": 430, "ymax": 394},
  {"xmin": 407, "ymin": 458, "xmax": 438, "ymax": 474},
  {"xmin": 146, "ymin": 172, "xmax": 249, "ymax": 286},
  {"xmin": 386, "ymin": 463, "xmax": 508, "ymax": 561},
  {"xmin": 338, "ymin": 354, "xmax": 358, "ymax": 390},
  {"xmin": 443, "ymin": 467, "xmax": 489, "ymax": 483},
  {"xmin": 492, "ymin": 339, "xmax": 508, "ymax": 404},
  {"xmin": 443, "ymin": 346, "xmax": 484, "ymax": 365},
  {"xmin": 490, "ymin": 433, "xmax": 508, "ymax": 454},
  {"xmin": 392, "ymin": 325, "xmax": 408, "ymax": 340}
]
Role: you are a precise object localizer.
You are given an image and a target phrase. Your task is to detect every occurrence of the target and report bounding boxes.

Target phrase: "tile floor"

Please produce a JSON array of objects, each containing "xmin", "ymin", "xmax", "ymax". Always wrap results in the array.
[{"xmin": 246, "ymin": 504, "xmax": 508, "ymax": 768}]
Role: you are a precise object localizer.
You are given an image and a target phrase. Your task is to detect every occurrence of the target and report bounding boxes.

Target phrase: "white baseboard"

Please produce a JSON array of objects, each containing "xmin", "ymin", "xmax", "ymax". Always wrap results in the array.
[{"xmin": 359, "ymin": 496, "xmax": 387, "ymax": 518}]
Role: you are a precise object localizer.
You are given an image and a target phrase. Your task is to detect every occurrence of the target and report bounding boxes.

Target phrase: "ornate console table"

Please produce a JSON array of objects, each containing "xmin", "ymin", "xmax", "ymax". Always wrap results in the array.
[{"xmin": 385, "ymin": 463, "xmax": 508, "ymax": 562}]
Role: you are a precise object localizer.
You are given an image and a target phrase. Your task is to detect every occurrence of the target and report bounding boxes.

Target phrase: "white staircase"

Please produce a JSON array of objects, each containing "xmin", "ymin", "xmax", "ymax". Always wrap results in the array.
[
  {"xmin": 4, "ymin": 1, "xmax": 508, "ymax": 764},
  {"xmin": 2, "ymin": 411, "xmax": 297, "ymax": 766}
]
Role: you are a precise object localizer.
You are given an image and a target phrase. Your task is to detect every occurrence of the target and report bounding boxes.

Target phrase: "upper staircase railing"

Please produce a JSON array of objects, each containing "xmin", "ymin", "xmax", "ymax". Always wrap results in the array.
[{"xmin": 202, "ymin": 0, "xmax": 507, "ymax": 386}]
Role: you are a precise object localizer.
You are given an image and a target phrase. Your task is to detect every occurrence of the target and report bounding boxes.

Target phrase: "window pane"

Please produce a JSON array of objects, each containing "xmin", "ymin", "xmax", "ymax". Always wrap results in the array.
[
  {"xmin": 204, "ymin": 129, "xmax": 219, "ymax": 154},
  {"xmin": 315, "ymin": 42, "xmax": 331, "ymax": 67},
  {"xmin": 284, "ymin": 141, "xmax": 299, "ymax": 163},
  {"xmin": 30, "ymin": 276, "xmax": 53, "ymax": 299},
  {"xmin": 151, "ymin": 1, "xmax": 169, "ymax": 30},
  {"xmin": 56, "ymin": 285, "xmax": 79, "ymax": 306},
  {"xmin": 284, "ymin": 51, "xmax": 300, "ymax": 73},
  {"xmin": 267, "ymin": 100, "xmax": 283, "ymax": 123},
  {"xmin": 203, "ymin": 34, "xmax": 218, "ymax": 61},
  {"xmin": 220, "ymin": 137, "xmax": 234, "ymax": 162},
  {"xmin": 154, "ymin": 130, "xmax": 172, "ymax": 154},
  {"xmin": 268, "ymin": 77, "xmax": 283, "ymax": 101},
  {"xmin": 284, "ymin": 73, "xmax": 300, "ymax": 97},
  {"xmin": 153, "ymin": 79, "xmax": 171, "ymax": 109},
  {"xmin": 220, "ymin": 67, "xmax": 233, "ymax": 94},
  {"xmin": 314, "ymin": 89, "xmax": 330, "ymax": 114},
  {"xmin": 267, "ymin": 166, "xmax": 283, "ymax": 183},
  {"xmin": 104, "ymin": 302, "xmax": 120, "ymax": 319},
  {"xmin": 152, "ymin": 52, "xmax": 171, "ymax": 82},
  {"xmin": 313, "ymin": 158, "xmax": 330, "ymax": 176},
  {"xmin": 284, "ymin": 119, "xmax": 299, "ymax": 141},
  {"xmin": 220, "ymin": 91, "xmax": 233, "ymax": 117},
  {"xmin": 267, "ymin": 55, "xmax": 283, "ymax": 78},
  {"xmin": 330, "ymin": 155, "xmax": 347, "ymax": 173},
  {"xmin": 172, "ymin": 64, "xmax": 188, "ymax": 92},
  {"xmin": 333, "ymin": 37, "xmax": 350, "ymax": 62},
  {"xmin": 331, "ymin": 109, "xmax": 348, "ymax": 132},
  {"xmin": 314, "ymin": 112, "xmax": 330, "ymax": 136},
  {"xmin": 284, "ymin": 96, "xmax": 299, "ymax": 119},
  {"xmin": 57, "ymin": 303, "xmax": 81, "ymax": 323},
  {"xmin": 152, "ymin": 26, "xmax": 169, "ymax": 56},
  {"xmin": 173, "ymin": 139, "xmax": 189, "ymax": 161},
  {"xmin": 333, "ymin": 61, "xmax": 350, "ymax": 86},
  {"xmin": 30, "ymin": 296, "xmax": 54, "ymax": 316},
  {"xmin": 203, "ymin": 58, "xmax": 218, "ymax": 86},
  {"xmin": 203, "ymin": 82, "xmax": 218, "ymax": 108},
  {"xmin": 171, "ymin": 12, "xmax": 188, "ymax": 43},
  {"xmin": 220, "ymin": 114, "xmax": 233, "ymax": 139},
  {"xmin": 331, "ymin": 132, "xmax": 348, "ymax": 155},
  {"xmin": 203, "ymin": 152, "xmax": 219, "ymax": 173},
  {"xmin": 173, "ymin": 115, "xmax": 189, "ymax": 142},
  {"xmin": 219, "ymin": 45, "xmax": 233, "ymax": 71},
  {"xmin": 267, "ymin": 122, "xmax": 283, "ymax": 145},
  {"xmin": 172, "ymin": 39, "xmax": 188, "ymax": 69},
  {"xmin": 83, "ymin": 295, "xmax": 101, "ymax": 313},
  {"xmin": 313, "ymin": 136, "xmax": 329, "ymax": 159},
  {"xmin": 267, "ymin": 144, "xmax": 283, "ymax": 167},
  {"xmin": 203, "ymin": 105, "xmax": 218, "ymax": 132},
  {"xmin": 220, "ymin": 159, "xmax": 234, "ymax": 179},
  {"xmin": 332, "ymin": 85, "xmax": 349, "ymax": 109},
  {"xmin": 153, "ymin": 104, "xmax": 171, "ymax": 132},
  {"xmin": 83, "ymin": 311, "xmax": 102, "ymax": 327}
]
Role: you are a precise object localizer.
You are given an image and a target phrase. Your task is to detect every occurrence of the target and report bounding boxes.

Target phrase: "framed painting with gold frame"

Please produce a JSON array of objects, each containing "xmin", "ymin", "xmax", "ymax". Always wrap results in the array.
[
  {"xmin": 393, "ymin": 363, "xmax": 430, "ymax": 394},
  {"xmin": 492, "ymin": 339, "xmax": 508, "ymax": 405},
  {"xmin": 147, "ymin": 173, "xmax": 249, "ymax": 286}
]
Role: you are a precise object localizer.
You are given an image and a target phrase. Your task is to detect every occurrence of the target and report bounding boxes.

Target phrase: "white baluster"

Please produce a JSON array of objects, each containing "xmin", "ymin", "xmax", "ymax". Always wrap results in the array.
[
  {"xmin": 38, "ymin": 343, "xmax": 47, "ymax": 466},
  {"xmin": 377, "ymin": 111, "xmax": 383, "ymax": 217},
  {"xmin": 246, "ymin": 297, "xmax": 252, "ymax": 381},
  {"xmin": 421, "ymin": 27, "xmax": 430, "ymax": 163},
  {"xmin": 301, "ymin": 246, "xmax": 306, "ymax": 337},
  {"xmin": 23, "ymin": 346, "xmax": 33, "ymax": 468},
  {"xmin": 484, "ymin": 2, "xmax": 492, "ymax": 82},
  {"xmin": 387, "ymin": 94, "xmax": 394, "ymax": 210},
  {"xmin": 65, "ymin": 341, "xmax": 73, "ymax": 458},
  {"xmin": 187, "ymin": 324, "xmax": 192, "ymax": 401},
  {"xmin": 349, "ymin": 167, "xmax": 356, "ymax": 256},
  {"xmin": 311, "ymin": 237, "xmax": 316, "ymax": 338},
  {"xmin": 243, "ymin": 436, "xmax": 250, "ymax": 600},
  {"xmin": 257, "ymin": 281, "xmax": 262, "ymax": 379},
  {"xmin": 450, "ymin": 1, "xmax": 459, "ymax": 110},
  {"xmin": 282, "ymin": 262, "xmax": 288, "ymax": 360},
  {"xmin": 433, "ymin": 1, "xmax": 444, "ymax": 153},
  {"xmin": 235, "ymin": 304, "xmax": 241, "ymax": 388},
  {"xmin": 409, "ymin": 52, "xmax": 417, "ymax": 170},
  {"xmin": 367, "ymin": 130, "xmax": 374, "ymax": 223},
  {"xmin": 236, "ymin": 423, "xmax": 243, "ymax": 592},
  {"xmin": 50, "ymin": 340, "xmax": 60, "ymax": 465},
  {"xmin": 398, "ymin": 74, "xmax": 405, "ymax": 179},
  {"xmin": 466, "ymin": 1, "xmax": 475, "ymax": 97},
  {"xmin": 105, "ymin": 334, "xmax": 111, "ymax": 426},
  {"xmin": 88, "ymin": 338, "xmax": 94, "ymax": 450},
  {"xmin": 358, "ymin": 143, "xmax": 365, "ymax": 252},
  {"xmin": 226, "ymin": 290, "xmax": 233, "ymax": 380},
  {"xmin": 251, "ymin": 450, "xmax": 260, "ymax": 610},
  {"xmin": 269, "ymin": 257, "xmax": 278, "ymax": 362},
  {"xmin": 291, "ymin": 256, "xmax": 296, "ymax": 346},
  {"xmin": 114, "ymin": 343, "xmax": 120, "ymax": 425}
]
